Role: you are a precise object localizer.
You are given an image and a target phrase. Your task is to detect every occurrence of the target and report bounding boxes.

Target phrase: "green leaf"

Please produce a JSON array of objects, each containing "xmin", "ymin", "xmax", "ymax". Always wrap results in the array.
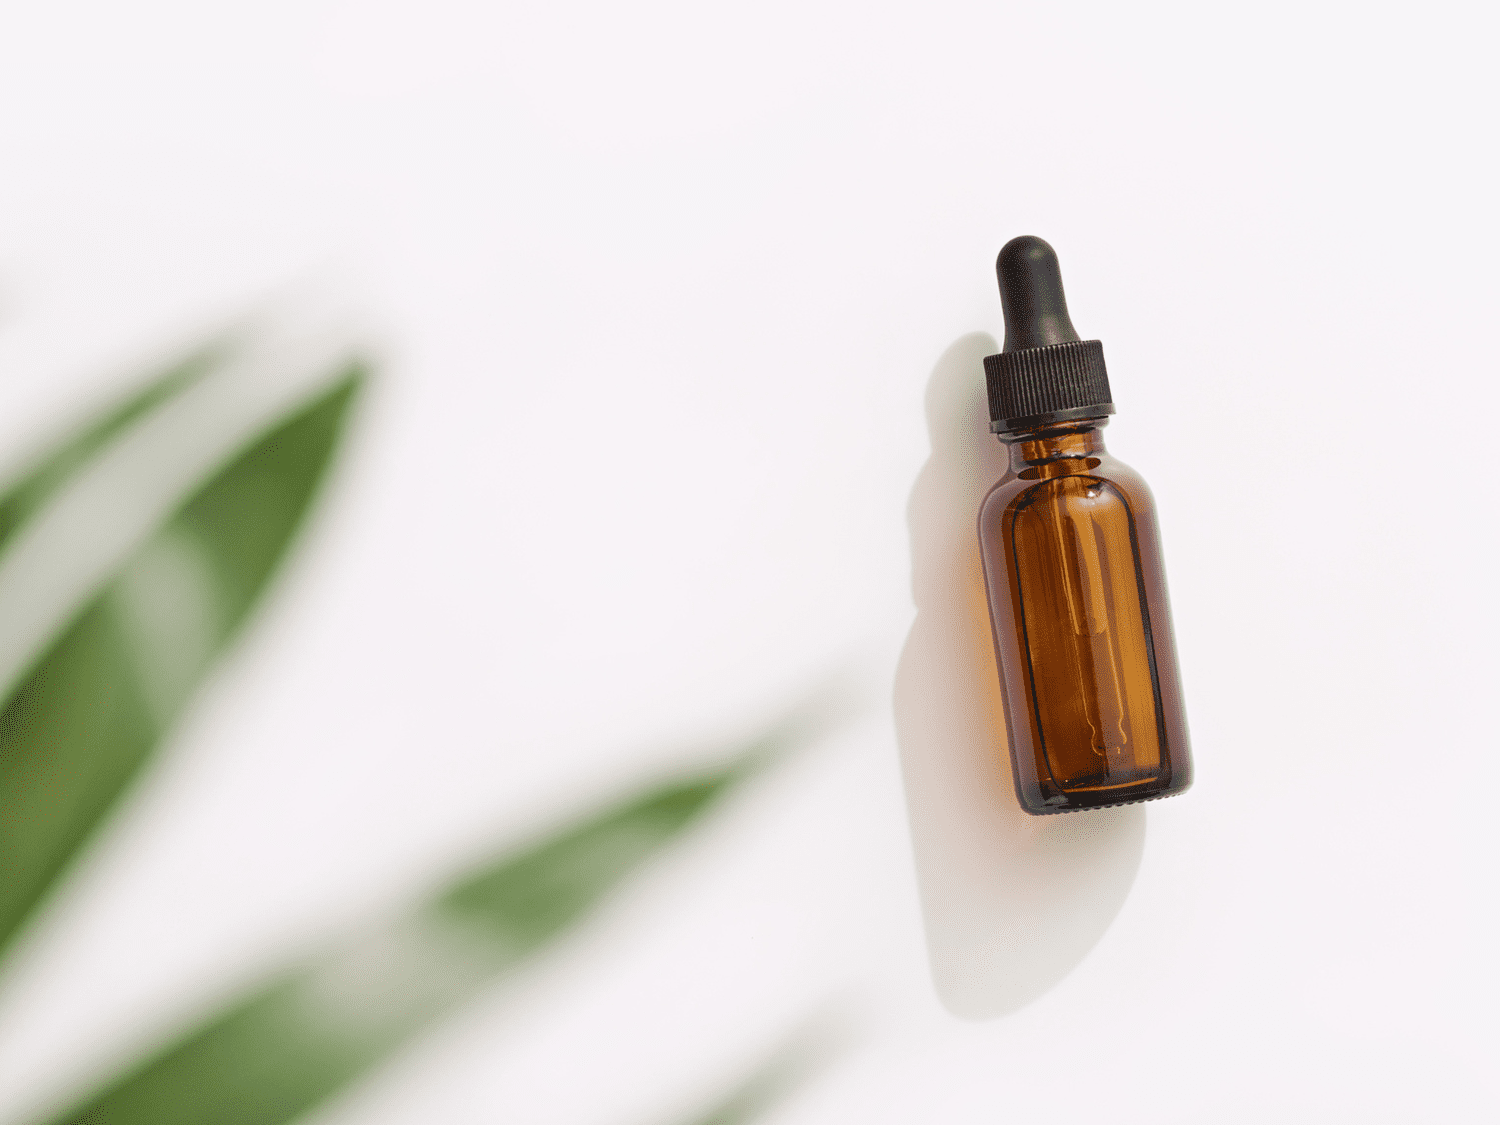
[
  {"xmin": 38, "ymin": 710, "xmax": 826, "ymax": 1125},
  {"xmin": 0, "ymin": 342, "xmax": 229, "ymax": 554},
  {"xmin": 0, "ymin": 368, "xmax": 364, "ymax": 963},
  {"xmin": 667, "ymin": 1019, "xmax": 834, "ymax": 1125}
]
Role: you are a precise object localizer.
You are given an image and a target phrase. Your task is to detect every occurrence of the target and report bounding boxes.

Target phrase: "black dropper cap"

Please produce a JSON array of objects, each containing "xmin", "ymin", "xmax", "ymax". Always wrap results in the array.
[{"xmin": 983, "ymin": 236, "xmax": 1115, "ymax": 434}]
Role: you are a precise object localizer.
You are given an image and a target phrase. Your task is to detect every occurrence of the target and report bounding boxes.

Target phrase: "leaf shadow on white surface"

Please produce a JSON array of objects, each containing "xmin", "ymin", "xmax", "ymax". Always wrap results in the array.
[{"xmin": 893, "ymin": 332, "xmax": 1145, "ymax": 1018}]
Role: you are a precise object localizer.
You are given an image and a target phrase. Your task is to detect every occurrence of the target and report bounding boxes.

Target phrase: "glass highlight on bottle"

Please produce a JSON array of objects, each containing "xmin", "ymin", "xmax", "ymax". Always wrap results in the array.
[{"xmin": 977, "ymin": 237, "xmax": 1191, "ymax": 814}]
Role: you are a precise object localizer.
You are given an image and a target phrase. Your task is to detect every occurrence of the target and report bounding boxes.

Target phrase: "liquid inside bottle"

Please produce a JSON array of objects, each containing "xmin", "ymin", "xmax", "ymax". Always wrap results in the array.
[{"xmin": 1014, "ymin": 472, "xmax": 1161, "ymax": 788}]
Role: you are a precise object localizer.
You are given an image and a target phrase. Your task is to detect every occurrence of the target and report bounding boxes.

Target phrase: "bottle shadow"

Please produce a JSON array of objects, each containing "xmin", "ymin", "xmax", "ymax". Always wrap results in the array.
[{"xmin": 893, "ymin": 332, "xmax": 1145, "ymax": 1018}]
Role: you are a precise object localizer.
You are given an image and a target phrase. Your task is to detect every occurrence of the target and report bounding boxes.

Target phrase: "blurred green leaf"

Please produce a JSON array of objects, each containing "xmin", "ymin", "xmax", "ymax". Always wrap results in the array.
[
  {"xmin": 0, "ymin": 343, "xmax": 229, "ymax": 553},
  {"xmin": 0, "ymin": 317, "xmax": 847, "ymax": 1125},
  {"xmin": 39, "ymin": 710, "xmax": 826, "ymax": 1125},
  {"xmin": 668, "ymin": 1017, "xmax": 834, "ymax": 1125},
  {"xmin": 0, "ymin": 367, "xmax": 363, "ymax": 963}
]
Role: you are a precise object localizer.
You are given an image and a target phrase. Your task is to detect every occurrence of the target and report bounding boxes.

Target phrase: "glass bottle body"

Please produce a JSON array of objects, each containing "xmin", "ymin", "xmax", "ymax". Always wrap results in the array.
[{"xmin": 977, "ymin": 419, "xmax": 1191, "ymax": 814}]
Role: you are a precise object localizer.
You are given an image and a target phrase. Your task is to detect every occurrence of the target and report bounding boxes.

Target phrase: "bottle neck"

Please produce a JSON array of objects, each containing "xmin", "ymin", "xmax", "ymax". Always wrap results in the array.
[{"xmin": 1001, "ymin": 418, "xmax": 1109, "ymax": 474}]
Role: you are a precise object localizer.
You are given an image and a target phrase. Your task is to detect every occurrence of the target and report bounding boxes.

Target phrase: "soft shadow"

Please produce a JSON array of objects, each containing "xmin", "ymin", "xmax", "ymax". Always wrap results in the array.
[{"xmin": 893, "ymin": 332, "xmax": 1145, "ymax": 1018}]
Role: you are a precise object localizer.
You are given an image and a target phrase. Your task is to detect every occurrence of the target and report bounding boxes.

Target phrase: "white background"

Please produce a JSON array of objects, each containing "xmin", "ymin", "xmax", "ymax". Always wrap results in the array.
[{"xmin": 0, "ymin": 1, "xmax": 1496, "ymax": 1121}]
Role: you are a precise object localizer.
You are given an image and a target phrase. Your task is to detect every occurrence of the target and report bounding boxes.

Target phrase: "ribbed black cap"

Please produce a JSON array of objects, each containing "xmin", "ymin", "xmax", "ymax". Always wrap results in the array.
[{"xmin": 984, "ymin": 236, "xmax": 1115, "ymax": 434}]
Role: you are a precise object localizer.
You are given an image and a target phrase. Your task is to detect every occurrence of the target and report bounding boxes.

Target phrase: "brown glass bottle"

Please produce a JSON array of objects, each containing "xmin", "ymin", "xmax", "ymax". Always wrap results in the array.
[{"xmin": 977, "ymin": 237, "xmax": 1191, "ymax": 814}]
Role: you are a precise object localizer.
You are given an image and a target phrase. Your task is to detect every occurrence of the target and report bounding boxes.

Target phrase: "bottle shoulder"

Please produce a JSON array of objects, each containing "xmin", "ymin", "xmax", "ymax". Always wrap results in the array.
[{"xmin": 978, "ymin": 453, "xmax": 1156, "ymax": 527}]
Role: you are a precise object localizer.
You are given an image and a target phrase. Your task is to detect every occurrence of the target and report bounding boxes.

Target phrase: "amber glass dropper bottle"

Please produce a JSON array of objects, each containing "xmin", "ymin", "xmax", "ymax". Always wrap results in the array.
[{"xmin": 977, "ymin": 236, "xmax": 1192, "ymax": 814}]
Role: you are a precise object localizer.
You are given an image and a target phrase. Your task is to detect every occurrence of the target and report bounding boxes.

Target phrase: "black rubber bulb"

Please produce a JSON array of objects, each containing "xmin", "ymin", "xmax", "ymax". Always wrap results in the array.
[{"xmin": 997, "ymin": 235, "xmax": 1082, "ymax": 352}]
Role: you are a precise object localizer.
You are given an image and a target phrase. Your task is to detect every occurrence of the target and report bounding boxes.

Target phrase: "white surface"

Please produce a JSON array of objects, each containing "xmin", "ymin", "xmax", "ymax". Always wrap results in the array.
[{"xmin": 0, "ymin": 1, "xmax": 1496, "ymax": 1121}]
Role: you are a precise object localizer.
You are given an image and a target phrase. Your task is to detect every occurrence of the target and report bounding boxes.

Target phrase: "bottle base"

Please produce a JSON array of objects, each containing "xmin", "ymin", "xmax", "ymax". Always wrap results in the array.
[{"xmin": 1022, "ymin": 783, "xmax": 1190, "ymax": 816}]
